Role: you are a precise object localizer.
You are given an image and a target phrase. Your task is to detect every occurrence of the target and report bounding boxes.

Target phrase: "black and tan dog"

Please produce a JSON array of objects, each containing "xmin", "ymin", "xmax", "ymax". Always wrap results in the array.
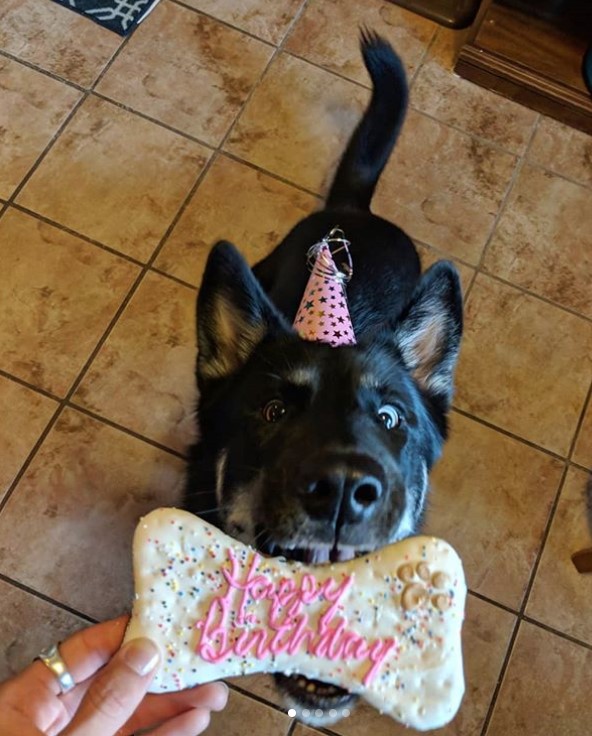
[{"xmin": 184, "ymin": 31, "xmax": 463, "ymax": 724}]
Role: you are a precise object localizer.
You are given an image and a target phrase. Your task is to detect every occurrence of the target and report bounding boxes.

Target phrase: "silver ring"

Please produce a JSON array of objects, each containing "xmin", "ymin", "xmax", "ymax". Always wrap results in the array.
[{"xmin": 37, "ymin": 643, "xmax": 76, "ymax": 693}]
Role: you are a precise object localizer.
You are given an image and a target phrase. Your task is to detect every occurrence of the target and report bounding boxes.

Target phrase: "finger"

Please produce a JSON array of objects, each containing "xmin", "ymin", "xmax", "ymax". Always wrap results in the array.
[
  {"xmin": 121, "ymin": 681, "xmax": 229, "ymax": 734},
  {"xmin": 61, "ymin": 638, "xmax": 159, "ymax": 736},
  {"xmin": 148, "ymin": 707, "xmax": 211, "ymax": 736},
  {"xmin": 26, "ymin": 616, "xmax": 129, "ymax": 698}
]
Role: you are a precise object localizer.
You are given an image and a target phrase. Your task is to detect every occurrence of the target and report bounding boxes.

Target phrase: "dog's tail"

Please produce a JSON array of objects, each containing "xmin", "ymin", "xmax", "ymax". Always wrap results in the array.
[{"xmin": 325, "ymin": 30, "xmax": 408, "ymax": 211}]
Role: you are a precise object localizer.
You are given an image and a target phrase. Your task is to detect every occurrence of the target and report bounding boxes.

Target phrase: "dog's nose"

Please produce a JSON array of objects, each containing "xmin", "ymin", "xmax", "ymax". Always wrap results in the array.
[{"xmin": 299, "ymin": 470, "xmax": 383, "ymax": 524}]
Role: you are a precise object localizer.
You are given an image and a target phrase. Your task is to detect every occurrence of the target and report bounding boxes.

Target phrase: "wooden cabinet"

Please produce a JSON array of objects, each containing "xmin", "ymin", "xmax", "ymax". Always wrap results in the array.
[{"xmin": 455, "ymin": 0, "xmax": 592, "ymax": 134}]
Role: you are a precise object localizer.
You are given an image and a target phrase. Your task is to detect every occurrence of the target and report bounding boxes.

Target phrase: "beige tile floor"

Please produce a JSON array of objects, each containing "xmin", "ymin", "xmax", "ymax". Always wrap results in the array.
[{"xmin": 0, "ymin": 0, "xmax": 591, "ymax": 734}]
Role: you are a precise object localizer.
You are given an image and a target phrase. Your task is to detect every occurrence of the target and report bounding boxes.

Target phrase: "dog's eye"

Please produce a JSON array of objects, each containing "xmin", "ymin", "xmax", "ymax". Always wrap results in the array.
[
  {"xmin": 262, "ymin": 399, "xmax": 287, "ymax": 423},
  {"xmin": 377, "ymin": 405, "xmax": 401, "ymax": 430}
]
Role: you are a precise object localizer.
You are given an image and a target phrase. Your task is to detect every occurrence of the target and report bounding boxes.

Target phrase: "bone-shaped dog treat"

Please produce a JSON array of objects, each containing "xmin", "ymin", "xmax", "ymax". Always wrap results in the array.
[{"xmin": 124, "ymin": 508, "xmax": 467, "ymax": 731}]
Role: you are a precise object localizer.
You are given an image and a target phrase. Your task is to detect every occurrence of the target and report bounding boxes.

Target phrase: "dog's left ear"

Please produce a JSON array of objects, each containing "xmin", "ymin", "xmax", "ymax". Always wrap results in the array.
[
  {"xmin": 393, "ymin": 261, "xmax": 463, "ymax": 408},
  {"xmin": 196, "ymin": 241, "xmax": 290, "ymax": 385}
]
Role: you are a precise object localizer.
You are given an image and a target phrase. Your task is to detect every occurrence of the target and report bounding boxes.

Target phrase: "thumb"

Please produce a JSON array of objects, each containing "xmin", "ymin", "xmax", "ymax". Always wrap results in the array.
[{"xmin": 62, "ymin": 638, "xmax": 160, "ymax": 736}]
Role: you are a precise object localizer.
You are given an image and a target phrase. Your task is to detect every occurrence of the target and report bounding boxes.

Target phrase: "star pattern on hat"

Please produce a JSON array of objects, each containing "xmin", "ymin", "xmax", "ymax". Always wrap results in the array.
[{"xmin": 293, "ymin": 242, "xmax": 356, "ymax": 348}]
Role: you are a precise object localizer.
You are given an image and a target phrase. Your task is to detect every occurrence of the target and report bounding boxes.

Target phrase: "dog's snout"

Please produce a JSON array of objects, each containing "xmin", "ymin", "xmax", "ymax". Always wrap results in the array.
[{"xmin": 300, "ymin": 469, "xmax": 384, "ymax": 524}]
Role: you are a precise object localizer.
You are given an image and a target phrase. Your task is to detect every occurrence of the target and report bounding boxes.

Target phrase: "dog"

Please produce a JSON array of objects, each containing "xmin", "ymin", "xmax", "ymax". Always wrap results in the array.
[{"xmin": 184, "ymin": 31, "xmax": 463, "ymax": 726}]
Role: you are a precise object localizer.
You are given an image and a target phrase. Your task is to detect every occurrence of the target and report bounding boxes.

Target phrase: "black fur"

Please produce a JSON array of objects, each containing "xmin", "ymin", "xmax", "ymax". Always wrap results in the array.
[
  {"xmin": 184, "ymin": 32, "xmax": 463, "ymax": 725},
  {"xmin": 326, "ymin": 29, "xmax": 408, "ymax": 211}
]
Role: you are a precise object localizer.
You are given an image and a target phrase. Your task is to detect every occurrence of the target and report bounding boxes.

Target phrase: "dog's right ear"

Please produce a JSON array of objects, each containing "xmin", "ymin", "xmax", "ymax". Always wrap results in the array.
[{"xmin": 196, "ymin": 241, "xmax": 290, "ymax": 384}]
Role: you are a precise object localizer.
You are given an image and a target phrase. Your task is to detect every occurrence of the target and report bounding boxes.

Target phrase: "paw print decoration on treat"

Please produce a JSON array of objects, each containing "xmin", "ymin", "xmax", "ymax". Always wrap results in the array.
[{"xmin": 124, "ymin": 508, "xmax": 467, "ymax": 731}]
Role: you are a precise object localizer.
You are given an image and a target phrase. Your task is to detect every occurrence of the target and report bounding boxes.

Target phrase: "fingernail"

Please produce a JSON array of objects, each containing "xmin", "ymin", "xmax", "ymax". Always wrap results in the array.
[
  {"xmin": 209, "ymin": 681, "xmax": 230, "ymax": 711},
  {"xmin": 217, "ymin": 681, "xmax": 229, "ymax": 699},
  {"xmin": 122, "ymin": 638, "xmax": 160, "ymax": 676}
]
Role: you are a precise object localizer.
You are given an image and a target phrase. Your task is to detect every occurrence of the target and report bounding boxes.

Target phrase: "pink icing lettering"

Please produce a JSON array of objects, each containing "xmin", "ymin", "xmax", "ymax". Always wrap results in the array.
[
  {"xmin": 300, "ymin": 574, "xmax": 319, "ymax": 604},
  {"xmin": 234, "ymin": 627, "xmax": 268, "ymax": 658},
  {"xmin": 311, "ymin": 616, "xmax": 347, "ymax": 658},
  {"xmin": 286, "ymin": 613, "xmax": 317, "ymax": 656},
  {"xmin": 194, "ymin": 592, "xmax": 233, "ymax": 662},
  {"xmin": 250, "ymin": 576, "xmax": 273, "ymax": 601},
  {"xmin": 268, "ymin": 623, "xmax": 295, "ymax": 656},
  {"xmin": 220, "ymin": 548, "xmax": 261, "ymax": 625},
  {"xmin": 363, "ymin": 639, "xmax": 398, "ymax": 686},
  {"xmin": 193, "ymin": 548, "xmax": 397, "ymax": 684}
]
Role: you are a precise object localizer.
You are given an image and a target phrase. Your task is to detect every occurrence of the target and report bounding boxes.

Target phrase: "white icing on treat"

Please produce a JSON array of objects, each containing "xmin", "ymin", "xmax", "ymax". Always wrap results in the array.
[{"xmin": 124, "ymin": 508, "xmax": 467, "ymax": 731}]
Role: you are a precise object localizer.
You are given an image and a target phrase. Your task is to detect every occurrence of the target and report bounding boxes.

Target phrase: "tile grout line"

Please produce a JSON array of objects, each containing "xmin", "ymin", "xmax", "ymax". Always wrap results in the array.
[
  {"xmin": 66, "ymin": 403, "xmax": 188, "ymax": 459},
  {"xmin": 149, "ymin": 265, "xmax": 198, "ymax": 291},
  {"xmin": 414, "ymin": 238, "xmax": 479, "ymax": 270},
  {"xmin": 450, "ymin": 406, "xmax": 568, "ymax": 463},
  {"xmin": 480, "ymin": 374, "xmax": 592, "ymax": 734},
  {"xmin": 219, "ymin": 150, "xmax": 323, "ymax": 199},
  {"xmin": 522, "ymin": 157, "xmax": 592, "ymax": 193},
  {"xmin": 477, "ymin": 613, "xmax": 522, "ymax": 736},
  {"xmin": 504, "ymin": 374, "xmax": 592, "ymax": 618},
  {"xmin": 8, "ymin": 203, "xmax": 146, "ymax": 268},
  {"xmin": 4, "ymin": 357, "xmax": 588, "ymax": 477},
  {"xmin": 4, "ymin": 26, "xmax": 590, "ymax": 195},
  {"xmin": 214, "ymin": 1, "xmax": 312, "ymax": 156},
  {"xmin": 570, "ymin": 458, "xmax": 592, "ymax": 474},
  {"xmin": 0, "ymin": 369, "xmax": 62, "ymax": 404},
  {"xmin": 519, "ymin": 376, "xmax": 592, "ymax": 604},
  {"xmin": 224, "ymin": 681, "xmax": 289, "ymax": 717},
  {"xmin": 0, "ymin": 10, "xmax": 590, "ymax": 733},
  {"xmin": 468, "ymin": 592, "xmax": 591, "ymax": 653},
  {"xmin": 463, "ymin": 268, "xmax": 479, "ymax": 304},
  {"xmin": 282, "ymin": 48, "xmax": 371, "ymax": 90},
  {"xmin": 0, "ymin": 48, "xmax": 87, "ymax": 92},
  {"xmin": 2, "ymin": 27, "xmax": 134, "ymax": 212},
  {"xmin": 473, "ymin": 114, "xmax": 541, "ymax": 276},
  {"xmin": 4, "ymin": 3, "xmax": 581, "ymax": 688},
  {"xmin": 473, "ymin": 268, "xmax": 592, "ymax": 324},
  {"xmin": 406, "ymin": 21, "xmax": 440, "ymax": 90},
  {"xmin": 478, "ymin": 466, "xmax": 572, "ymax": 736},
  {"xmin": 0, "ymin": 573, "xmax": 98, "ymax": 625},
  {"xmin": 278, "ymin": 44, "xmax": 543, "ymax": 164},
  {"xmin": 0, "ymin": 258, "xmax": 151, "ymax": 515},
  {"xmin": 466, "ymin": 589, "xmax": 518, "ymax": 617},
  {"xmin": 125, "ymin": 0, "xmax": 313, "ymax": 280},
  {"xmin": 2, "ymin": 95, "xmax": 88, "ymax": 207},
  {"xmin": 522, "ymin": 615, "xmax": 592, "ymax": 652},
  {"xmin": 568, "ymin": 379, "xmax": 592, "ymax": 463},
  {"xmin": 11, "ymin": 191, "xmax": 592, "ymax": 334},
  {"xmin": 0, "ymin": 403, "xmax": 65, "ymax": 516},
  {"xmin": 169, "ymin": 0, "xmax": 277, "ymax": 48},
  {"xmin": 0, "ymin": 364, "xmax": 188, "ymax": 462},
  {"xmin": 135, "ymin": 0, "xmax": 315, "ymax": 282},
  {"xmin": 91, "ymin": 41, "xmax": 576, "ymax": 175},
  {"xmin": 0, "ymin": 92, "xmax": 215, "ymax": 516},
  {"xmin": 61, "ymin": 152, "xmax": 221, "ymax": 403},
  {"xmin": 89, "ymin": 90, "xmax": 217, "ymax": 151}
]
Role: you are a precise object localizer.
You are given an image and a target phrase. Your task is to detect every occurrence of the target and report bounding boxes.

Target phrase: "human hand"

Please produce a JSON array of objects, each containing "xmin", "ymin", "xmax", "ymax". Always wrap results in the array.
[{"xmin": 0, "ymin": 615, "xmax": 228, "ymax": 735}]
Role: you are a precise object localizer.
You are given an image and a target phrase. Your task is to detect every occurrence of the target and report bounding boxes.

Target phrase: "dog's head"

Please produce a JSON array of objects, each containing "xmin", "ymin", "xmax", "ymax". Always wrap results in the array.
[{"xmin": 190, "ymin": 241, "xmax": 462, "ymax": 721}]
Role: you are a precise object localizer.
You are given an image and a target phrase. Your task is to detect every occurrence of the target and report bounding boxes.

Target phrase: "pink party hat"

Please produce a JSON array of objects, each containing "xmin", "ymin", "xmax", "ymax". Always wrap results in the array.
[{"xmin": 293, "ymin": 230, "xmax": 356, "ymax": 347}]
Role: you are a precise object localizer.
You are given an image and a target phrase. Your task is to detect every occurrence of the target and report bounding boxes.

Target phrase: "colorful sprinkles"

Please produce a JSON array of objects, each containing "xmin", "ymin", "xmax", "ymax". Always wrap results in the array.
[{"xmin": 127, "ymin": 511, "xmax": 466, "ymax": 730}]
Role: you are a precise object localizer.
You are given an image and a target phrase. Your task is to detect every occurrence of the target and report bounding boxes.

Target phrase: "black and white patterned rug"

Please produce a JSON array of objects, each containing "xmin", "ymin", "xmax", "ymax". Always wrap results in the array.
[{"xmin": 51, "ymin": 0, "xmax": 161, "ymax": 35}]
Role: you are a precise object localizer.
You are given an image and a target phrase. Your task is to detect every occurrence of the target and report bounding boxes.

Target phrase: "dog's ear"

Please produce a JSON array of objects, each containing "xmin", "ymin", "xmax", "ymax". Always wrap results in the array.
[
  {"xmin": 393, "ymin": 261, "xmax": 463, "ymax": 408},
  {"xmin": 196, "ymin": 241, "xmax": 290, "ymax": 383}
]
